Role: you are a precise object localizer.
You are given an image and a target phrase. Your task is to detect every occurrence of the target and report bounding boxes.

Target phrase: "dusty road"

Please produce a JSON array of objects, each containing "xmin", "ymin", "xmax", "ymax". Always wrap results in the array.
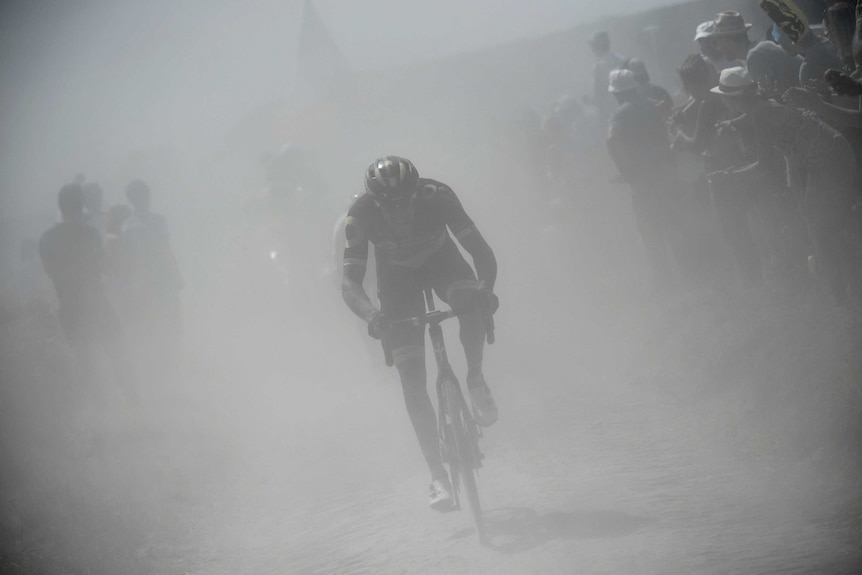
[
  {"xmin": 4, "ymin": 200, "xmax": 861, "ymax": 575},
  {"xmin": 126, "ymin": 287, "xmax": 861, "ymax": 575}
]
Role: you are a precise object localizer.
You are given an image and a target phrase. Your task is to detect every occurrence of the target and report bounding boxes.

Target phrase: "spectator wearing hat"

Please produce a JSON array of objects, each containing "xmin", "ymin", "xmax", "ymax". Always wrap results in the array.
[
  {"xmin": 672, "ymin": 55, "xmax": 763, "ymax": 287},
  {"xmin": 695, "ymin": 20, "xmax": 744, "ymax": 76},
  {"xmin": 712, "ymin": 11, "xmax": 754, "ymax": 63},
  {"xmin": 606, "ymin": 69, "xmax": 683, "ymax": 289},
  {"xmin": 710, "ymin": 66, "xmax": 857, "ymax": 304},
  {"xmin": 714, "ymin": 9, "xmax": 835, "ymax": 91},
  {"xmin": 588, "ymin": 30, "xmax": 625, "ymax": 126}
]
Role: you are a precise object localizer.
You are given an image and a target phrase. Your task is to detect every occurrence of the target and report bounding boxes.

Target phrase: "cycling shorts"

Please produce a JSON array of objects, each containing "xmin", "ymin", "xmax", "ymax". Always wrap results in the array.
[{"xmin": 378, "ymin": 239, "xmax": 477, "ymax": 360}]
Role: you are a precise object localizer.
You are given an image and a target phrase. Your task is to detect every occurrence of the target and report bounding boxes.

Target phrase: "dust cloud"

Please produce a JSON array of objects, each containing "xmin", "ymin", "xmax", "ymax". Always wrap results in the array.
[{"xmin": 1, "ymin": 1, "xmax": 860, "ymax": 574}]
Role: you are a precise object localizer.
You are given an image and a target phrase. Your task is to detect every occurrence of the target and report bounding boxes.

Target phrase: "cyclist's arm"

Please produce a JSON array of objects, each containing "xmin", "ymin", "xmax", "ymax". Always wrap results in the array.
[
  {"xmin": 438, "ymin": 186, "xmax": 497, "ymax": 291},
  {"xmin": 341, "ymin": 215, "xmax": 377, "ymax": 321},
  {"xmin": 458, "ymin": 228, "xmax": 496, "ymax": 292}
]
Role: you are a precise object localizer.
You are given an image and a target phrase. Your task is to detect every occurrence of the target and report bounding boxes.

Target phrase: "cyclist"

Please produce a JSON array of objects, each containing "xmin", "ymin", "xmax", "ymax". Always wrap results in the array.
[{"xmin": 342, "ymin": 156, "xmax": 499, "ymax": 510}]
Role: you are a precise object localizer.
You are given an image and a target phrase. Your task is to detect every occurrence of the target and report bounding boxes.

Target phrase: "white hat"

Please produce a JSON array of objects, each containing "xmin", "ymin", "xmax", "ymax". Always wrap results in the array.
[
  {"xmin": 608, "ymin": 69, "xmax": 638, "ymax": 93},
  {"xmin": 709, "ymin": 66, "xmax": 756, "ymax": 96},
  {"xmin": 694, "ymin": 21, "xmax": 714, "ymax": 41}
]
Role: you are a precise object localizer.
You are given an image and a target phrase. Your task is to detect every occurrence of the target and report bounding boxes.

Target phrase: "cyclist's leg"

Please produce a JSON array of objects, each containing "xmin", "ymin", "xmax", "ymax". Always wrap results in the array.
[
  {"xmin": 428, "ymin": 245, "xmax": 498, "ymax": 425},
  {"xmin": 428, "ymin": 244, "xmax": 484, "ymax": 379},
  {"xmin": 381, "ymin": 268, "xmax": 447, "ymax": 481}
]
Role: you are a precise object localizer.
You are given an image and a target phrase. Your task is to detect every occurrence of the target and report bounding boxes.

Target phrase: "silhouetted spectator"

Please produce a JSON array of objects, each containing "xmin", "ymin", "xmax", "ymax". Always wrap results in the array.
[
  {"xmin": 606, "ymin": 69, "xmax": 683, "ymax": 289},
  {"xmin": 695, "ymin": 20, "xmax": 743, "ymax": 76},
  {"xmin": 588, "ymin": 30, "xmax": 625, "ymax": 125},
  {"xmin": 122, "ymin": 179, "xmax": 183, "ymax": 354},
  {"xmin": 712, "ymin": 12, "xmax": 754, "ymax": 63},
  {"xmin": 624, "ymin": 58, "xmax": 674, "ymax": 119},
  {"xmin": 39, "ymin": 183, "xmax": 136, "ymax": 403},
  {"xmin": 825, "ymin": 2, "xmax": 857, "ymax": 70},
  {"xmin": 746, "ymin": 40, "xmax": 803, "ymax": 94},
  {"xmin": 797, "ymin": 29, "xmax": 846, "ymax": 88},
  {"xmin": 672, "ymin": 56, "xmax": 763, "ymax": 286}
]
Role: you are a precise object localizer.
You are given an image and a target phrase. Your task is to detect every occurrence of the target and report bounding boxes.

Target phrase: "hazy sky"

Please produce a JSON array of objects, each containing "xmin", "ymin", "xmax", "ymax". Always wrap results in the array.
[
  {"xmin": 318, "ymin": 0, "xmax": 681, "ymax": 68},
  {"xmin": 0, "ymin": 0, "xmax": 679, "ymax": 214}
]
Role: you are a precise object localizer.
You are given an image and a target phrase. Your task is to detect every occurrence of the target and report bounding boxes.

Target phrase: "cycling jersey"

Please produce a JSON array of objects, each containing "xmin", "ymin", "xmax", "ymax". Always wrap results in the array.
[{"xmin": 343, "ymin": 178, "xmax": 477, "ymax": 270}]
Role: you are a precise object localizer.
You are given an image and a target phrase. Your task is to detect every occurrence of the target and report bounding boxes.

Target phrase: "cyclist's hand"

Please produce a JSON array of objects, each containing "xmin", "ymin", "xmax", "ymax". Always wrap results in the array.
[
  {"xmin": 367, "ymin": 311, "xmax": 389, "ymax": 340},
  {"xmin": 476, "ymin": 286, "xmax": 499, "ymax": 316}
]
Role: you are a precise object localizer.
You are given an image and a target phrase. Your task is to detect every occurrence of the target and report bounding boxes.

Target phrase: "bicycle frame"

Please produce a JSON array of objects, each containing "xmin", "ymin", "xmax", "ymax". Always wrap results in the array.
[{"xmin": 382, "ymin": 288, "xmax": 487, "ymax": 542}]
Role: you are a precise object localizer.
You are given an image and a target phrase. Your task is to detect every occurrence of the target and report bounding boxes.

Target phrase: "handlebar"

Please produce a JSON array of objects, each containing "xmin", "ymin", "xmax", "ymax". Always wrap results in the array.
[
  {"xmin": 381, "ymin": 290, "xmax": 495, "ymax": 367},
  {"xmin": 389, "ymin": 308, "xmax": 458, "ymax": 328}
]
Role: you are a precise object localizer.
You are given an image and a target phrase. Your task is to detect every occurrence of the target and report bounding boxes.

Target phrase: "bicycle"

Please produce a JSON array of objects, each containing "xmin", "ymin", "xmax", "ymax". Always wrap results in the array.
[{"xmin": 382, "ymin": 288, "xmax": 495, "ymax": 544}]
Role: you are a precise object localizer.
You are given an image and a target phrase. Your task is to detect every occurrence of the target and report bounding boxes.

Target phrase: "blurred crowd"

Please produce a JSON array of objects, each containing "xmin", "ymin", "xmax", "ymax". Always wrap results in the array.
[
  {"xmin": 31, "ymin": 176, "xmax": 184, "ymax": 403},
  {"xmin": 9, "ymin": 0, "xmax": 862, "ymax": 402},
  {"xmin": 527, "ymin": 1, "xmax": 862, "ymax": 308}
]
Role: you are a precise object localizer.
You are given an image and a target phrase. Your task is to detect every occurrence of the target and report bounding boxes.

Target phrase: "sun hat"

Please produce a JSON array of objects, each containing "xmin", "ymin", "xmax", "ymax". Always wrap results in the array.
[
  {"xmin": 694, "ymin": 20, "xmax": 715, "ymax": 41},
  {"xmin": 608, "ymin": 68, "xmax": 639, "ymax": 93},
  {"xmin": 712, "ymin": 11, "xmax": 753, "ymax": 37},
  {"xmin": 709, "ymin": 66, "xmax": 756, "ymax": 96}
]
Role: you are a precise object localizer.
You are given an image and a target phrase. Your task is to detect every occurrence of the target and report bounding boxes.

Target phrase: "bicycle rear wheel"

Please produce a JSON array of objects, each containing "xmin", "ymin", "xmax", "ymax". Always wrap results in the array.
[{"xmin": 442, "ymin": 378, "xmax": 486, "ymax": 542}]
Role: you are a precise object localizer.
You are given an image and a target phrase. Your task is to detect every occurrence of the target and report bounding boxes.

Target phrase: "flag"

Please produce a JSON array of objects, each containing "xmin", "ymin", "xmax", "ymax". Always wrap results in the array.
[{"xmin": 297, "ymin": 0, "xmax": 352, "ymax": 96}]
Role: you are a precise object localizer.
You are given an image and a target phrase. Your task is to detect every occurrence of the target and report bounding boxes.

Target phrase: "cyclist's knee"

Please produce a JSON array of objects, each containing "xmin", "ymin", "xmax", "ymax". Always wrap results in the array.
[
  {"xmin": 394, "ymin": 346, "xmax": 426, "ymax": 389},
  {"xmin": 445, "ymin": 279, "xmax": 480, "ymax": 314},
  {"xmin": 395, "ymin": 352, "xmax": 431, "ymax": 406},
  {"xmin": 392, "ymin": 344, "xmax": 425, "ymax": 367}
]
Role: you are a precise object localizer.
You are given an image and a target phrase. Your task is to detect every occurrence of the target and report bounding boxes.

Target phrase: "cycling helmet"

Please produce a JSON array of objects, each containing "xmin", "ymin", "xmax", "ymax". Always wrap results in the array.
[{"xmin": 365, "ymin": 156, "xmax": 419, "ymax": 203}]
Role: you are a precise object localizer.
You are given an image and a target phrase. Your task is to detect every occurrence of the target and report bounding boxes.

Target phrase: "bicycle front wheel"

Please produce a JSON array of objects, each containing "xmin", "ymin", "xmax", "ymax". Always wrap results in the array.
[{"xmin": 443, "ymin": 379, "xmax": 485, "ymax": 542}]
